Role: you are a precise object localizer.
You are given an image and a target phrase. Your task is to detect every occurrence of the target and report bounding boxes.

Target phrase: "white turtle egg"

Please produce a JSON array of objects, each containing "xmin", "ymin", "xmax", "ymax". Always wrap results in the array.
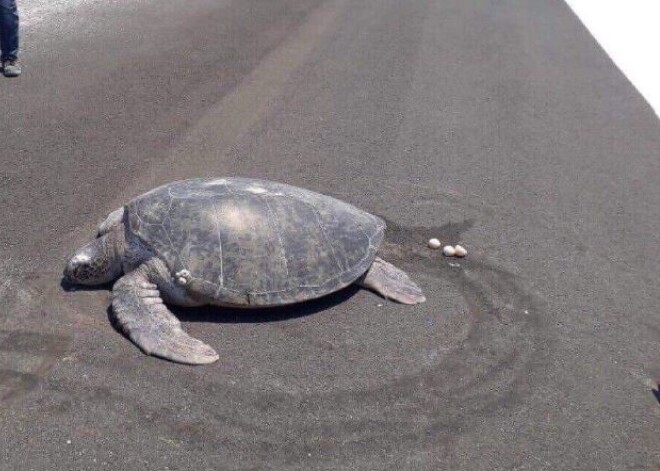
[
  {"xmin": 454, "ymin": 245, "xmax": 467, "ymax": 257},
  {"xmin": 442, "ymin": 245, "xmax": 456, "ymax": 257},
  {"xmin": 428, "ymin": 238, "xmax": 441, "ymax": 249}
]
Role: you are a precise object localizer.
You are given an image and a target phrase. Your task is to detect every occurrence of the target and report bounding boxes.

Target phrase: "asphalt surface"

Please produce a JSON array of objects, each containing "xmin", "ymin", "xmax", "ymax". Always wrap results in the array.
[{"xmin": 1, "ymin": 0, "xmax": 659, "ymax": 469}]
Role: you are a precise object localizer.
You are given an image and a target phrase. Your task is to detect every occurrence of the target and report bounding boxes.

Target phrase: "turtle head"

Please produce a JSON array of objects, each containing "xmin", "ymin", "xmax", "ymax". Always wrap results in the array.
[{"xmin": 64, "ymin": 229, "xmax": 124, "ymax": 286}]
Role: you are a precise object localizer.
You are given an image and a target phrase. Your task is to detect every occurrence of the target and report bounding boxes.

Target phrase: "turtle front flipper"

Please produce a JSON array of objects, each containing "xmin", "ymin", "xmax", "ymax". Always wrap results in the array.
[
  {"xmin": 97, "ymin": 207, "xmax": 125, "ymax": 237},
  {"xmin": 356, "ymin": 257, "xmax": 426, "ymax": 305},
  {"xmin": 111, "ymin": 266, "xmax": 219, "ymax": 365}
]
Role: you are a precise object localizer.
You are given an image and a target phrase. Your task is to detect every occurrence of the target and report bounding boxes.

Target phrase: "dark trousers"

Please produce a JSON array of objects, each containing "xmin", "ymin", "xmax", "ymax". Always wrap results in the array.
[{"xmin": 0, "ymin": 0, "xmax": 18, "ymax": 61}]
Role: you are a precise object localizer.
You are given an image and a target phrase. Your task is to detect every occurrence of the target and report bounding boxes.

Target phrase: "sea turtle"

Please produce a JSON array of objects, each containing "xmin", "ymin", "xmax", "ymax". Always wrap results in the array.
[{"xmin": 64, "ymin": 178, "xmax": 425, "ymax": 365}]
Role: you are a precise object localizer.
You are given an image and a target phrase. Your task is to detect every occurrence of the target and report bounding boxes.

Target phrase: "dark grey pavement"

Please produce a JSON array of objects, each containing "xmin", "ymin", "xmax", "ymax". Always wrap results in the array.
[{"xmin": 1, "ymin": 0, "xmax": 658, "ymax": 469}]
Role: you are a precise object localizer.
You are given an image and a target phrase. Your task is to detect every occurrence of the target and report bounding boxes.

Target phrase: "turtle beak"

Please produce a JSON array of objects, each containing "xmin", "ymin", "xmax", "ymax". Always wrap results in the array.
[
  {"xmin": 63, "ymin": 234, "xmax": 122, "ymax": 286},
  {"xmin": 63, "ymin": 250, "xmax": 94, "ymax": 285}
]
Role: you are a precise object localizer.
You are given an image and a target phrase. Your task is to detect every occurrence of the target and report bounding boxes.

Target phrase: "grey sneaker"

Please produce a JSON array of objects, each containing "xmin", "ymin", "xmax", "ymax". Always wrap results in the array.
[{"xmin": 2, "ymin": 59, "xmax": 21, "ymax": 77}]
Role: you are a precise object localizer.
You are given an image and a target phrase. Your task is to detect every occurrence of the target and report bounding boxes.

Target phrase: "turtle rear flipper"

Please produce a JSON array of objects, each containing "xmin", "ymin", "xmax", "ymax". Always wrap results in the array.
[
  {"xmin": 357, "ymin": 257, "xmax": 426, "ymax": 305},
  {"xmin": 111, "ymin": 266, "xmax": 219, "ymax": 365}
]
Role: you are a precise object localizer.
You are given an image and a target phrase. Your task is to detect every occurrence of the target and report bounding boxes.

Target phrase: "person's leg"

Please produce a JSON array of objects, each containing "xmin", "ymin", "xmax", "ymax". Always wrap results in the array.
[{"xmin": 0, "ymin": 0, "xmax": 19, "ymax": 62}]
